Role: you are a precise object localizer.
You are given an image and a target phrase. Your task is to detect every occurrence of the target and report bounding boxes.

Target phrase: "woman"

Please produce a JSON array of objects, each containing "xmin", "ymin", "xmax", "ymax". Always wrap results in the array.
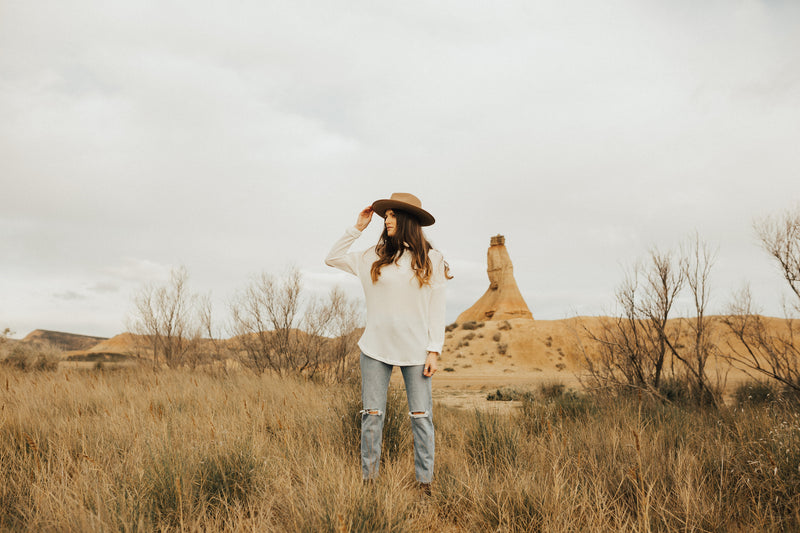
[{"xmin": 325, "ymin": 192, "xmax": 450, "ymax": 491}]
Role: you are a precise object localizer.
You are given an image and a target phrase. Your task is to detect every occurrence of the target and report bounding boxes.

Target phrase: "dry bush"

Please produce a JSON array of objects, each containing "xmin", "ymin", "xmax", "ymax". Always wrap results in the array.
[
  {"xmin": 723, "ymin": 288, "xmax": 800, "ymax": 395},
  {"xmin": 721, "ymin": 208, "xmax": 800, "ymax": 394},
  {"xmin": 229, "ymin": 268, "xmax": 303, "ymax": 375},
  {"xmin": 732, "ymin": 379, "xmax": 779, "ymax": 407},
  {"xmin": 674, "ymin": 234, "xmax": 720, "ymax": 406},
  {"xmin": 128, "ymin": 266, "xmax": 201, "ymax": 369},
  {"xmin": 581, "ymin": 249, "xmax": 683, "ymax": 397},
  {"xmin": 0, "ymin": 339, "xmax": 60, "ymax": 372},
  {"xmin": 230, "ymin": 270, "xmax": 362, "ymax": 380},
  {"xmin": 581, "ymin": 238, "xmax": 721, "ymax": 406}
]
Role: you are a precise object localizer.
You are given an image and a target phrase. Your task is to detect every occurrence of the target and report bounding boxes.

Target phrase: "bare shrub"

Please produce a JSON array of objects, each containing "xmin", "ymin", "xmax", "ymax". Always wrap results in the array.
[
  {"xmin": 229, "ymin": 268, "xmax": 303, "ymax": 376},
  {"xmin": 198, "ymin": 294, "xmax": 233, "ymax": 370},
  {"xmin": 580, "ymin": 238, "xmax": 721, "ymax": 406},
  {"xmin": 755, "ymin": 207, "xmax": 800, "ymax": 312},
  {"xmin": 128, "ymin": 266, "xmax": 201, "ymax": 369},
  {"xmin": 722, "ymin": 287, "xmax": 800, "ymax": 394},
  {"xmin": 310, "ymin": 286, "xmax": 362, "ymax": 383},
  {"xmin": 580, "ymin": 249, "xmax": 683, "ymax": 398},
  {"xmin": 461, "ymin": 321, "xmax": 484, "ymax": 330},
  {"xmin": 670, "ymin": 235, "xmax": 720, "ymax": 406},
  {"xmin": 720, "ymin": 208, "xmax": 800, "ymax": 394},
  {"xmin": 230, "ymin": 270, "xmax": 362, "ymax": 379}
]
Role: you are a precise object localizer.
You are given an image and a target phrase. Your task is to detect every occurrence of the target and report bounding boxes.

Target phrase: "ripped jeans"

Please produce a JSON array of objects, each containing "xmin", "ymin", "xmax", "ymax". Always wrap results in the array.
[{"xmin": 360, "ymin": 352, "xmax": 434, "ymax": 483}]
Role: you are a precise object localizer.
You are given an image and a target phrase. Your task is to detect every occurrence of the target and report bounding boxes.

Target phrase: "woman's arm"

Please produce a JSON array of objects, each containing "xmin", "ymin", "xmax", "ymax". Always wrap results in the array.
[
  {"xmin": 324, "ymin": 206, "xmax": 374, "ymax": 275},
  {"xmin": 425, "ymin": 253, "xmax": 447, "ymax": 358}
]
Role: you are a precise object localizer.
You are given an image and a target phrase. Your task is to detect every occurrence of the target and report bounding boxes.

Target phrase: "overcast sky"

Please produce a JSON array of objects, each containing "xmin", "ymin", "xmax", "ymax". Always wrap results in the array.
[{"xmin": 2, "ymin": 0, "xmax": 800, "ymax": 339}]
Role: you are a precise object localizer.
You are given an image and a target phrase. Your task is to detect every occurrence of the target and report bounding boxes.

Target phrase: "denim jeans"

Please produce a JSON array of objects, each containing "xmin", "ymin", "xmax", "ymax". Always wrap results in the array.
[{"xmin": 360, "ymin": 353, "xmax": 435, "ymax": 483}]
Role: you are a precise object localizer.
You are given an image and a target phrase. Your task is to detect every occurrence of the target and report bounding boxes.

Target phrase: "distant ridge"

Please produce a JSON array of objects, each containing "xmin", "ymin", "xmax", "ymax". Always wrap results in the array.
[{"xmin": 22, "ymin": 330, "xmax": 108, "ymax": 352}]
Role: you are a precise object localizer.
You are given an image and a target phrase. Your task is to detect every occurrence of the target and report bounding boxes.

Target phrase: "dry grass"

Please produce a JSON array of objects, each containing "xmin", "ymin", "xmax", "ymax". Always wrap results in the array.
[{"xmin": 1, "ymin": 366, "xmax": 799, "ymax": 531}]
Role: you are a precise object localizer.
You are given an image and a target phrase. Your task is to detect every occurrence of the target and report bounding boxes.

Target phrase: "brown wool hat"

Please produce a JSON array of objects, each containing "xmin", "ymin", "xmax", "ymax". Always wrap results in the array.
[{"xmin": 371, "ymin": 192, "xmax": 435, "ymax": 226}]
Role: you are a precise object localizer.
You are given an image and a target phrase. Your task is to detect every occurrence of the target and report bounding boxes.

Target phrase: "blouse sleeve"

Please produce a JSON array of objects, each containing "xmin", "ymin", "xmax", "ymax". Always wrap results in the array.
[
  {"xmin": 426, "ymin": 253, "xmax": 447, "ymax": 353},
  {"xmin": 324, "ymin": 226, "xmax": 363, "ymax": 276}
]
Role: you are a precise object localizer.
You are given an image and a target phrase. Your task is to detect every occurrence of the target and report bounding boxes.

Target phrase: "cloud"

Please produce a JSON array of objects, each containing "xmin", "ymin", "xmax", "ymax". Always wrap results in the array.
[
  {"xmin": 104, "ymin": 259, "xmax": 173, "ymax": 284},
  {"xmin": 53, "ymin": 290, "xmax": 85, "ymax": 301},
  {"xmin": 87, "ymin": 281, "xmax": 120, "ymax": 294}
]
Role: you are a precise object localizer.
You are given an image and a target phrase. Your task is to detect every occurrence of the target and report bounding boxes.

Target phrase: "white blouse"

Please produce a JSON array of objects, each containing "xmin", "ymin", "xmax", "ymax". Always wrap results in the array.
[{"xmin": 325, "ymin": 226, "xmax": 447, "ymax": 366}]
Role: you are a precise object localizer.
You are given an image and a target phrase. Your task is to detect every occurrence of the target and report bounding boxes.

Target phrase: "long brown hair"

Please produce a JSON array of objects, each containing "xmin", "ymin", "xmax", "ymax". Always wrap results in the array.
[{"xmin": 370, "ymin": 209, "xmax": 452, "ymax": 287}]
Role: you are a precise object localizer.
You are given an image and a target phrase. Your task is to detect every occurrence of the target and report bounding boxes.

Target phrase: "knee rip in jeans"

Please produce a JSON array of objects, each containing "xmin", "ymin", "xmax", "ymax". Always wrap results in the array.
[
  {"xmin": 360, "ymin": 408, "xmax": 383, "ymax": 416},
  {"xmin": 409, "ymin": 411, "xmax": 429, "ymax": 419}
]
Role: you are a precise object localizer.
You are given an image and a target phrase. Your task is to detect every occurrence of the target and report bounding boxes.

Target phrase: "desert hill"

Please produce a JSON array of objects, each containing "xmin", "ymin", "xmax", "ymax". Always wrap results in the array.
[
  {"xmin": 22, "ymin": 329, "xmax": 107, "ymax": 351},
  {"xmin": 81, "ymin": 332, "xmax": 144, "ymax": 354},
  {"xmin": 432, "ymin": 314, "xmax": 800, "ymax": 392}
]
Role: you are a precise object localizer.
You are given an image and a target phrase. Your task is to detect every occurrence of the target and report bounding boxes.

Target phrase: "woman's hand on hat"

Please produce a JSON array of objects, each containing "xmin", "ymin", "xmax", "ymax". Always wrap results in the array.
[
  {"xmin": 356, "ymin": 206, "xmax": 373, "ymax": 231},
  {"xmin": 423, "ymin": 351, "xmax": 438, "ymax": 377}
]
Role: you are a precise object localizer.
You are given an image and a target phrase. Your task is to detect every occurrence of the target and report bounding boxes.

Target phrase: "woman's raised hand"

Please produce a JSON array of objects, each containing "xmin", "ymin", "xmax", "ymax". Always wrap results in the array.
[{"xmin": 356, "ymin": 206, "xmax": 373, "ymax": 231}]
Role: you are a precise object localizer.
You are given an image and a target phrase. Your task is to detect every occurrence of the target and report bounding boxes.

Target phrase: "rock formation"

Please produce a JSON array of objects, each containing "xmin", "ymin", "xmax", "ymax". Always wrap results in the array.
[{"xmin": 457, "ymin": 235, "xmax": 533, "ymax": 322}]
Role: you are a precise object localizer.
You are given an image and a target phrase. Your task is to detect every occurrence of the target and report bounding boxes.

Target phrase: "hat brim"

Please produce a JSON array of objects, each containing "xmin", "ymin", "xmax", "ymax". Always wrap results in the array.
[{"xmin": 371, "ymin": 199, "xmax": 435, "ymax": 226}]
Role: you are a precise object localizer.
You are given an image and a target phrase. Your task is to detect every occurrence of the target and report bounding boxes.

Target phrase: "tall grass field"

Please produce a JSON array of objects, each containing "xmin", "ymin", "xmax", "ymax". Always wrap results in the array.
[{"xmin": 1, "ymin": 366, "xmax": 799, "ymax": 531}]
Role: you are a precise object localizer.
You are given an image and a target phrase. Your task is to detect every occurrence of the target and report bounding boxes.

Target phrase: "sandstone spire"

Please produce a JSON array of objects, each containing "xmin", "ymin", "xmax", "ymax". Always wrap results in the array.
[{"xmin": 457, "ymin": 235, "xmax": 533, "ymax": 322}]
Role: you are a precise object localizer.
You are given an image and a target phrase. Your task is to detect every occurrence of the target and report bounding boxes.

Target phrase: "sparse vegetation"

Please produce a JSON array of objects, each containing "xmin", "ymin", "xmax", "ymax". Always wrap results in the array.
[
  {"xmin": 539, "ymin": 381, "xmax": 566, "ymax": 399},
  {"xmin": 492, "ymin": 332, "xmax": 501, "ymax": 342},
  {"xmin": 733, "ymin": 380, "xmax": 779, "ymax": 407},
  {"xmin": 498, "ymin": 320, "xmax": 512, "ymax": 331},
  {"xmin": 445, "ymin": 322, "xmax": 458, "ymax": 332},
  {"xmin": 497, "ymin": 343, "xmax": 508, "ymax": 355},
  {"xmin": 486, "ymin": 386, "xmax": 534, "ymax": 401},
  {"xmin": 0, "ymin": 336, "xmax": 60, "ymax": 372},
  {"xmin": 1, "ymin": 367, "xmax": 799, "ymax": 531},
  {"xmin": 461, "ymin": 321, "xmax": 484, "ymax": 330}
]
